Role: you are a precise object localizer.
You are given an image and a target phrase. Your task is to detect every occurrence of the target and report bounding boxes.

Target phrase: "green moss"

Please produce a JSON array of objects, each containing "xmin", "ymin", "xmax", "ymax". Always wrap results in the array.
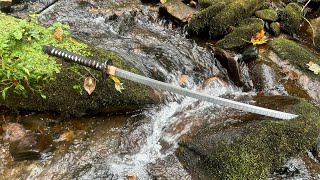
[
  {"xmin": 269, "ymin": 38, "xmax": 320, "ymax": 81},
  {"xmin": 179, "ymin": 96, "xmax": 320, "ymax": 179},
  {"xmin": 255, "ymin": 9, "xmax": 278, "ymax": 22},
  {"xmin": 198, "ymin": 0, "xmax": 232, "ymax": 9},
  {"xmin": 0, "ymin": 13, "xmax": 89, "ymax": 99},
  {"xmin": 217, "ymin": 18, "xmax": 264, "ymax": 49},
  {"xmin": 280, "ymin": 3, "xmax": 303, "ymax": 34},
  {"xmin": 188, "ymin": 0, "xmax": 264, "ymax": 38}
]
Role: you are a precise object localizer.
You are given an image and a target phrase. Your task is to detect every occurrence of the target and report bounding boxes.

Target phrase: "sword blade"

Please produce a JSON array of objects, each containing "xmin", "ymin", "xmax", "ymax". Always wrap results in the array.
[{"xmin": 115, "ymin": 68, "xmax": 298, "ymax": 120}]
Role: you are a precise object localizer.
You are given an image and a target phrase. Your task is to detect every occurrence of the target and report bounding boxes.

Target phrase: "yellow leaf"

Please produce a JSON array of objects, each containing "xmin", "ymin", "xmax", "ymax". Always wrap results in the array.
[
  {"xmin": 84, "ymin": 76, "xmax": 96, "ymax": 95},
  {"xmin": 53, "ymin": 27, "xmax": 64, "ymax": 41},
  {"xmin": 250, "ymin": 30, "xmax": 268, "ymax": 45},
  {"xmin": 307, "ymin": 61, "xmax": 320, "ymax": 75},
  {"xmin": 110, "ymin": 76, "xmax": 125, "ymax": 93},
  {"xmin": 160, "ymin": 0, "xmax": 167, "ymax": 3}
]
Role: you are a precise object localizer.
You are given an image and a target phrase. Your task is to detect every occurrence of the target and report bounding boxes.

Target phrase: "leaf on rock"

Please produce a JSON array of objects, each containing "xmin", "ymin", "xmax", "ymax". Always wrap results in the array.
[
  {"xmin": 128, "ymin": 175, "xmax": 136, "ymax": 180},
  {"xmin": 84, "ymin": 76, "xmax": 96, "ymax": 95},
  {"xmin": 160, "ymin": 0, "xmax": 167, "ymax": 3},
  {"xmin": 250, "ymin": 30, "xmax": 268, "ymax": 45},
  {"xmin": 110, "ymin": 76, "xmax": 125, "ymax": 93},
  {"xmin": 307, "ymin": 61, "xmax": 320, "ymax": 75},
  {"xmin": 53, "ymin": 27, "xmax": 64, "ymax": 41}
]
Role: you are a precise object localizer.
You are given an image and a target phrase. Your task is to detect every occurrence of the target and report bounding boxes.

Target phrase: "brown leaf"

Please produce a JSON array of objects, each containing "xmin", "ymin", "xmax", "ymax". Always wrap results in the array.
[
  {"xmin": 128, "ymin": 175, "xmax": 136, "ymax": 180},
  {"xmin": 53, "ymin": 27, "xmax": 64, "ymax": 41},
  {"xmin": 178, "ymin": 74, "xmax": 188, "ymax": 87},
  {"xmin": 84, "ymin": 76, "xmax": 96, "ymax": 95},
  {"xmin": 289, "ymin": 71, "xmax": 299, "ymax": 80},
  {"xmin": 56, "ymin": 130, "xmax": 74, "ymax": 142}
]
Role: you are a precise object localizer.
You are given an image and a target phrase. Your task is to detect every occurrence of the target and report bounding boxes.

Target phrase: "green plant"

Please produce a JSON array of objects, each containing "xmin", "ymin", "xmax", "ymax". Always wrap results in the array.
[{"xmin": 0, "ymin": 14, "xmax": 90, "ymax": 99}]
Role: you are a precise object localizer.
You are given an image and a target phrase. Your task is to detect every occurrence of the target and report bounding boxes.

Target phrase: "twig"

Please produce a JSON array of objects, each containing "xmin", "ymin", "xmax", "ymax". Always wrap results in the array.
[{"xmin": 302, "ymin": 0, "xmax": 316, "ymax": 46}]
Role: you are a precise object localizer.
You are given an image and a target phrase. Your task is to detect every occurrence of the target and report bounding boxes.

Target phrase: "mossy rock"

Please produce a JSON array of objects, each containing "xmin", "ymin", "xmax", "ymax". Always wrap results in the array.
[
  {"xmin": 177, "ymin": 96, "xmax": 320, "ymax": 180},
  {"xmin": 280, "ymin": 3, "xmax": 303, "ymax": 35},
  {"xmin": 269, "ymin": 38, "xmax": 320, "ymax": 81},
  {"xmin": 310, "ymin": 17, "xmax": 320, "ymax": 51},
  {"xmin": 188, "ymin": 0, "xmax": 264, "ymax": 38},
  {"xmin": 217, "ymin": 18, "xmax": 264, "ymax": 49},
  {"xmin": 198, "ymin": 0, "xmax": 232, "ymax": 9},
  {"xmin": 0, "ymin": 14, "xmax": 154, "ymax": 116},
  {"xmin": 255, "ymin": 9, "xmax": 278, "ymax": 22}
]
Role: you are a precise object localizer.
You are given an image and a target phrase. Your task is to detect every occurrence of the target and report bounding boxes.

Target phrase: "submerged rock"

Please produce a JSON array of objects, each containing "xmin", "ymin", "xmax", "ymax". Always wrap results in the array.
[
  {"xmin": 217, "ymin": 18, "xmax": 264, "ymax": 49},
  {"xmin": 178, "ymin": 96, "xmax": 320, "ymax": 179},
  {"xmin": 188, "ymin": 0, "xmax": 264, "ymax": 38}
]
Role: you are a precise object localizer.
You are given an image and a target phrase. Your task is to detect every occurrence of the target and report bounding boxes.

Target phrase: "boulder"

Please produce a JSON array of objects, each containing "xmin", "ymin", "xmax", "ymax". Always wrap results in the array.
[
  {"xmin": 198, "ymin": 0, "xmax": 232, "ymax": 9},
  {"xmin": 0, "ymin": 0, "xmax": 11, "ymax": 9},
  {"xmin": 160, "ymin": 0, "xmax": 197, "ymax": 23},
  {"xmin": 280, "ymin": 3, "xmax": 303, "ymax": 35},
  {"xmin": 188, "ymin": 0, "xmax": 264, "ymax": 38},
  {"xmin": 0, "ymin": 14, "xmax": 155, "ymax": 116},
  {"xmin": 177, "ymin": 96, "xmax": 320, "ymax": 179},
  {"xmin": 216, "ymin": 18, "xmax": 264, "ymax": 49},
  {"xmin": 255, "ymin": 9, "xmax": 278, "ymax": 22}
]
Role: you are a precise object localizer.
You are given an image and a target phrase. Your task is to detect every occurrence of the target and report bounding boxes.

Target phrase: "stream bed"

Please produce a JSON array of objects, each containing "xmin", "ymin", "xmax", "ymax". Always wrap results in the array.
[{"xmin": 1, "ymin": 0, "xmax": 320, "ymax": 179}]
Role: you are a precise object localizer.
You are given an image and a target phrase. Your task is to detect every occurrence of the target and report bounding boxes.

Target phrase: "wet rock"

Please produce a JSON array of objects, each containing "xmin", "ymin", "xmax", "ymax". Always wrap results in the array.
[
  {"xmin": 250, "ymin": 62, "xmax": 287, "ymax": 95},
  {"xmin": 269, "ymin": 38, "xmax": 320, "ymax": 82},
  {"xmin": 2, "ymin": 122, "xmax": 54, "ymax": 161},
  {"xmin": 217, "ymin": 18, "xmax": 265, "ymax": 49},
  {"xmin": 241, "ymin": 45, "xmax": 258, "ymax": 61},
  {"xmin": 188, "ymin": 0, "xmax": 264, "ymax": 38},
  {"xmin": 310, "ymin": 17, "xmax": 320, "ymax": 50},
  {"xmin": 2, "ymin": 123, "xmax": 27, "ymax": 142},
  {"xmin": 160, "ymin": 0, "xmax": 197, "ymax": 23},
  {"xmin": 280, "ymin": 3, "xmax": 303, "ymax": 35},
  {"xmin": 9, "ymin": 133, "xmax": 54, "ymax": 161},
  {"xmin": 0, "ymin": 0, "xmax": 12, "ymax": 10},
  {"xmin": 269, "ymin": 22, "xmax": 281, "ymax": 36},
  {"xmin": 210, "ymin": 47, "xmax": 243, "ymax": 86},
  {"xmin": 178, "ymin": 96, "xmax": 320, "ymax": 180},
  {"xmin": 255, "ymin": 9, "xmax": 278, "ymax": 22}
]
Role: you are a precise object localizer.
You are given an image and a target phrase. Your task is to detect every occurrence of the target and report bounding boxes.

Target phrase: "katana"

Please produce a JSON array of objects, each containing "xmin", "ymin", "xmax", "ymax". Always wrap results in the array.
[{"xmin": 42, "ymin": 45, "xmax": 298, "ymax": 120}]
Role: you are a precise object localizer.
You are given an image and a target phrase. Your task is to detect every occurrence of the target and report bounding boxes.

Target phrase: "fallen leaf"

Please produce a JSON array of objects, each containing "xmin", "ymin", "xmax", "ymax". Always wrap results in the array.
[
  {"xmin": 160, "ymin": 0, "xmax": 167, "ymax": 3},
  {"xmin": 289, "ymin": 71, "xmax": 299, "ymax": 80},
  {"xmin": 307, "ymin": 61, "xmax": 320, "ymax": 75},
  {"xmin": 128, "ymin": 175, "xmax": 136, "ymax": 180},
  {"xmin": 55, "ymin": 131, "xmax": 74, "ymax": 142},
  {"xmin": 84, "ymin": 76, "xmax": 96, "ymax": 95},
  {"xmin": 53, "ymin": 27, "xmax": 64, "ymax": 41},
  {"xmin": 250, "ymin": 30, "xmax": 268, "ymax": 45},
  {"xmin": 110, "ymin": 76, "xmax": 125, "ymax": 93},
  {"xmin": 203, "ymin": 76, "xmax": 218, "ymax": 86},
  {"xmin": 178, "ymin": 74, "xmax": 188, "ymax": 87}
]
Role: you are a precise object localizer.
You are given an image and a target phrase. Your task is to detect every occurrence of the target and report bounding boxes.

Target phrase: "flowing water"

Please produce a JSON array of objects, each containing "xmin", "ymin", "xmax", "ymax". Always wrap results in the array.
[{"xmin": 1, "ymin": 0, "xmax": 319, "ymax": 179}]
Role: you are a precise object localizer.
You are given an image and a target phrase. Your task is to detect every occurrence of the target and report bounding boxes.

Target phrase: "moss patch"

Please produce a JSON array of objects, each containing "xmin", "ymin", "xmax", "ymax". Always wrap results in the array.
[
  {"xmin": 178, "ymin": 96, "xmax": 320, "ymax": 180},
  {"xmin": 269, "ymin": 38, "xmax": 320, "ymax": 81},
  {"xmin": 188, "ymin": 0, "xmax": 264, "ymax": 38},
  {"xmin": 280, "ymin": 3, "xmax": 303, "ymax": 35},
  {"xmin": 217, "ymin": 18, "xmax": 264, "ymax": 49},
  {"xmin": 255, "ymin": 9, "xmax": 278, "ymax": 22}
]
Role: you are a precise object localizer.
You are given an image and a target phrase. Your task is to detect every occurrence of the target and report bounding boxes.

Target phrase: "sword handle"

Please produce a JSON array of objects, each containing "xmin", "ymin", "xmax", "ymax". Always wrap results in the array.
[{"xmin": 42, "ymin": 45, "xmax": 107, "ymax": 71}]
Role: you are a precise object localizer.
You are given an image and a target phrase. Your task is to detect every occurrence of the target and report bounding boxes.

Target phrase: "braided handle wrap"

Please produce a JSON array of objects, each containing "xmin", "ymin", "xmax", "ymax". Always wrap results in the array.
[{"xmin": 42, "ymin": 45, "xmax": 105, "ymax": 71}]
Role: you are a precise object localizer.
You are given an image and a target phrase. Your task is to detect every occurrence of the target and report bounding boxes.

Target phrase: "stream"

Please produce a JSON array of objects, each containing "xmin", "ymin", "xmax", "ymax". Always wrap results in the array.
[{"xmin": 1, "ymin": 0, "xmax": 319, "ymax": 179}]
